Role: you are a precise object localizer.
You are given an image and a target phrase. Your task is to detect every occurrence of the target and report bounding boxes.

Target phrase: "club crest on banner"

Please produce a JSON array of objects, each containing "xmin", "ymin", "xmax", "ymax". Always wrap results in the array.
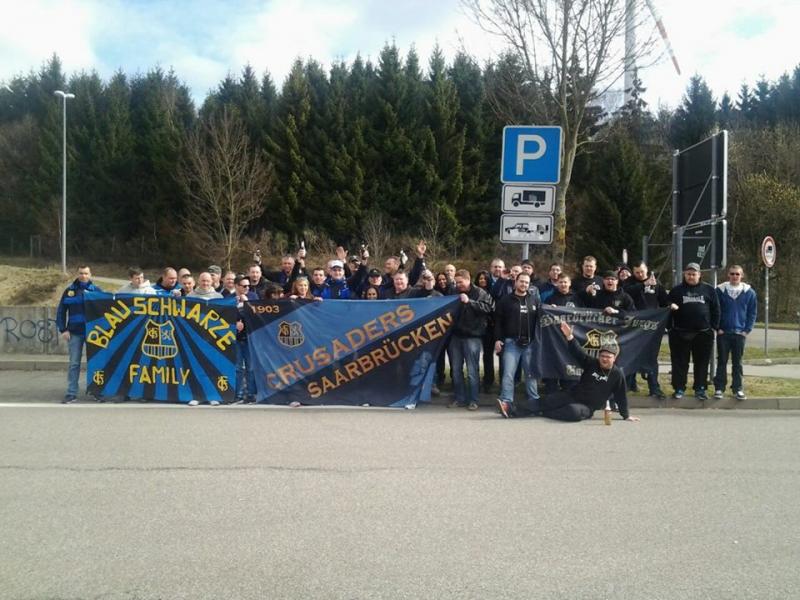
[
  {"xmin": 583, "ymin": 329, "xmax": 620, "ymax": 358},
  {"xmin": 277, "ymin": 321, "xmax": 304, "ymax": 348},
  {"xmin": 142, "ymin": 320, "xmax": 179, "ymax": 359}
]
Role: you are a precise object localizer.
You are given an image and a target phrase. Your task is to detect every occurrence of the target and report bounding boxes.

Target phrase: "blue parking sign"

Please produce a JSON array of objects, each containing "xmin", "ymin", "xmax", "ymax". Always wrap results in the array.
[{"xmin": 501, "ymin": 126, "xmax": 562, "ymax": 184}]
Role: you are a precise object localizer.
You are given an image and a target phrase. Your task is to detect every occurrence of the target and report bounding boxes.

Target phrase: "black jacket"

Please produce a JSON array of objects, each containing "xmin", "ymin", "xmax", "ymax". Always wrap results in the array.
[
  {"xmin": 624, "ymin": 278, "xmax": 670, "ymax": 310},
  {"xmin": 561, "ymin": 338, "xmax": 629, "ymax": 419},
  {"xmin": 452, "ymin": 284, "xmax": 494, "ymax": 338},
  {"xmin": 572, "ymin": 274, "xmax": 603, "ymax": 296},
  {"xmin": 584, "ymin": 288, "xmax": 635, "ymax": 313},
  {"xmin": 668, "ymin": 281, "xmax": 720, "ymax": 331},
  {"xmin": 494, "ymin": 290, "xmax": 540, "ymax": 342},
  {"xmin": 548, "ymin": 290, "xmax": 584, "ymax": 308}
]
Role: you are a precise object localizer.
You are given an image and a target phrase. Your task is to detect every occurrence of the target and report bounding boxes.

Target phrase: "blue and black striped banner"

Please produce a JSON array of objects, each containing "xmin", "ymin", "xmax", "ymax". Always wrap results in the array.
[
  {"xmin": 243, "ymin": 297, "xmax": 462, "ymax": 408},
  {"xmin": 83, "ymin": 292, "xmax": 238, "ymax": 403}
]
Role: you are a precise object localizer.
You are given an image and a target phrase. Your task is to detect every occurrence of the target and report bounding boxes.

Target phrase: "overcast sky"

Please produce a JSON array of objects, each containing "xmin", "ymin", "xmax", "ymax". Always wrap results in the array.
[{"xmin": 1, "ymin": 0, "xmax": 797, "ymax": 111}]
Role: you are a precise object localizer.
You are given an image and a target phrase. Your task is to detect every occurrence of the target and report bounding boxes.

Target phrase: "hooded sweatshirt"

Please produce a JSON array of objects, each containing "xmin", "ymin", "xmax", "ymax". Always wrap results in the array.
[
  {"xmin": 716, "ymin": 282, "xmax": 757, "ymax": 334},
  {"xmin": 187, "ymin": 288, "xmax": 224, "ymax": 300},
  {"xmin": 117, "ymin": 280, "xmax": 156, "ymax": 295}
]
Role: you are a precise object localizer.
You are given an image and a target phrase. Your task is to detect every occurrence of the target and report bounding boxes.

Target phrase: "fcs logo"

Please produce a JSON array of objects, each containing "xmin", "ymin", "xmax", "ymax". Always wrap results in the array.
[
  {"xmin": 278, "ymin": 321, "xmax": 304, "ymax": 348},
  {"xmin": 582, "ymin": 328, "xmax": 620, "ymax": 358},
  {"xmin": 142, "ymin": 320, "xmax": 179, "ymax": 359},
  {"xmin": 216, "ymin": 376, "xmax": 229, "ymax": 392}
]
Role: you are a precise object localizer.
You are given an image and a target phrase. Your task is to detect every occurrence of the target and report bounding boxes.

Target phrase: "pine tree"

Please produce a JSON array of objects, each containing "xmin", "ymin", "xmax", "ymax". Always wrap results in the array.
[
  {"xmin": 669, "ymin": 75, "xmax": 717, "ymax": 149},
  {"xmin": 717, "ymin": 92, "xmax": 734, "ymax": 130}
]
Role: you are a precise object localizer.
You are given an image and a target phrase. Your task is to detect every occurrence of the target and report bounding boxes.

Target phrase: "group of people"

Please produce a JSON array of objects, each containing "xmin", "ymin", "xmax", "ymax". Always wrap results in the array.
[{"xmin": 56, "ymin": 244, "xmax": 757, "ymax": 422}]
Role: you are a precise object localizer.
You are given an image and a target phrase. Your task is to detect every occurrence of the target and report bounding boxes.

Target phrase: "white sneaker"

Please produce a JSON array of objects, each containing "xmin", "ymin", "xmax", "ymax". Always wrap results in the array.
[
  {"xmin": 713, "ymin": 390, "xmax": 724, "ymax": 400},
  {"xmin": 209, "ymin": 400, "xmax": 220, "ymax": 406},
  {"xmin": 289, "ymin": 401, "xmax": 301, "ymax": 407},
  {"xmin": 188, "ymin": 400, "xmax": 199, "ymax": 406}
]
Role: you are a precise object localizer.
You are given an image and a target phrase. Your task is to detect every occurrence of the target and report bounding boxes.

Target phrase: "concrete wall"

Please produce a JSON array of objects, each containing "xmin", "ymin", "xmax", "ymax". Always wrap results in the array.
[{"xmin": 0, "ymin": 306, "xmax": 66, "ymax": 354}]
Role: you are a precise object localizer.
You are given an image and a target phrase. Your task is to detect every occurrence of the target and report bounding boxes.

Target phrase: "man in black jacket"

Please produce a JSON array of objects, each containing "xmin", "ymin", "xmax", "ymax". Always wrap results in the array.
[
  {"xmin": 494, "ymin": 273, "xmax": 541, "ymax": 418},
  {"xmin": 548, "ymin": 274, "xmax": 583, "ymax": 308},
  {"xmin": 572, "ymin": 255, "xmax": 603, "ymax": 297},
  {"xmin": 623, "ymin": 261, "xmax": 670, "ymax": 399},
  {"xmin": 447, "ymin": 269, "xmax": 494, "ymax": 410},
  {"xmin": 667, "ymin": 263, "xmax": 721, "ymax": 401},
  {"xmin": 524, "ymin": 322, "xmax": 640, "ymax": 422},
  {"xmin": 582, "ymin": 271, "xmax": 635, "ymax": 314}
]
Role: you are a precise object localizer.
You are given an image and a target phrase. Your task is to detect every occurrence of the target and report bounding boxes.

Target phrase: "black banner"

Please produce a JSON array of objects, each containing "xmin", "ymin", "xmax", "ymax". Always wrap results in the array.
[{"xmin": 537, "ymin": 306, "xmax": 670, "ymax": 378}]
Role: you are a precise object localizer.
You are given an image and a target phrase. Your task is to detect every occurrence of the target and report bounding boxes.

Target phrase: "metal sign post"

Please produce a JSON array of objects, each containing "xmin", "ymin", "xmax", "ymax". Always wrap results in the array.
[
  {"xmin": 500, "ymin": 126, "xmax": 562, "ymax": 258},
  {"xmin": 761, "ymin": 236, "xmax": 776, "ymax": 357},
  {"xmin": 764, "ymin": 267, "xmax": 769, "ymax": 357}
]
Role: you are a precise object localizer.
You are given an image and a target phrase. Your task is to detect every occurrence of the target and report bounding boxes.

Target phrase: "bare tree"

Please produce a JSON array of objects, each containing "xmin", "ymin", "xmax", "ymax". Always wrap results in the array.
[
  {"xmin": 361, "ymin": 210, "xmax": 392, "ymax": 263},
  {"xmin": 178, "ymin": 109, "xmax": 273, "ymax": 270},
  {"xmin": 462, "ymin": 0, "xmax": 658, "ymax": 261}
]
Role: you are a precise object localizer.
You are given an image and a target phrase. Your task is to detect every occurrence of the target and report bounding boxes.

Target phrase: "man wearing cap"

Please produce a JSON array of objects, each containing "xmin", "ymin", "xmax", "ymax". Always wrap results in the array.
[
  {"xmin": 667, "ymin": 263, "xmax": 720, "ymax": 401},
  {"xmin": 616, "ymin": 264, "xmax": 632, "ymax": 284},
  {"xmin": 713, "ymin": 265, "xmax": 757, "ymax": 401},
  {"xmin": 504, "ymin": 321, "xmax": 639, "ymax": 422},
  {"xmin": 360, "ymin": 268, "xmax": 385, "ymax": 298},
  {"xmin": 324, "ymin": 260, "xmax": 352, "ymax": 299},
  {"xmin": 208, "ymin": 265, "xmax": 223, "ymax": 292},
  {"xmin": 582, "ymin": 271, "xmax": 635, "ymax": 314}
]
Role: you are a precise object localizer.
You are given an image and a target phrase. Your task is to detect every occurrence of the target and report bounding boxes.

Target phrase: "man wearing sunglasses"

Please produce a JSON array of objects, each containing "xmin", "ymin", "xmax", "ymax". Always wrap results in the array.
[{"xmin": 713, "ymin": 265, "xmax": 757, "ymax": 401}]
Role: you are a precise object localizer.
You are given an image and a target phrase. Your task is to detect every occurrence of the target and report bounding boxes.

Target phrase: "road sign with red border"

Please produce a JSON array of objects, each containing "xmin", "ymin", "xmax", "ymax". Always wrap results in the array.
[{"xmin": 761, "ymin": 236, "xmax": 776, "ymax": 268}]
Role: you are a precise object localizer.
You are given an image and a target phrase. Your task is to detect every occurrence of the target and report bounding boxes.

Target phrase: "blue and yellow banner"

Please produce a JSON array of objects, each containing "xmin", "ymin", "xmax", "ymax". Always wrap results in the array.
[
  {"xmin": 537, "ymin": 306, "xmax": 670, "ymax": 378},
  {"xmin": 83, "ymin": 292, "xmax": 238, "ymax": 402},
  {"xmin": 243, "ymin": 297, "xmax": 462, "ymax": 407}
]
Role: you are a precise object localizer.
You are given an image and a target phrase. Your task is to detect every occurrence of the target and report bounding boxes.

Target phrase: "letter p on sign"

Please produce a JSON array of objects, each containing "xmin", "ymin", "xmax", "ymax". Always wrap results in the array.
[
  {"xmin": 516, "ymin": 135, "xmax": 546, "ymax": 173},
  {"xmin": 501, "ymin": 126, "xmax": 562, "ymax": 184}
]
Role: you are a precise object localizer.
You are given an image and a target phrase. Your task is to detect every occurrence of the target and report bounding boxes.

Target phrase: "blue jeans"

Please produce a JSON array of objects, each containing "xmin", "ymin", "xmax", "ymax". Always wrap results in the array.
[
  {"xmin": 714, "ymin": 332, "xmax": 746, "ymax": 392},
  {"xmin": 447, "ymin": 336, "xmax": 482, "ymax": 405},
  {"xmin": 66, "ymin": 333, "xmax": 85, "ymax": 398},
  {"xmin": 236, "ymin": 341, "xmax": 257, "ymax": 399},
  {"xmin": 499, "ymin": 338, "xmax": 539, "ymax": 412}
]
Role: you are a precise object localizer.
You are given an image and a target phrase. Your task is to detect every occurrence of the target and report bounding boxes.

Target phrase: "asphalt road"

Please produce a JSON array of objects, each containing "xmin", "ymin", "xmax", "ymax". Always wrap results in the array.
[{"xmin": 1, "ymin": 404, "xmax": 798, "ymax": 600}]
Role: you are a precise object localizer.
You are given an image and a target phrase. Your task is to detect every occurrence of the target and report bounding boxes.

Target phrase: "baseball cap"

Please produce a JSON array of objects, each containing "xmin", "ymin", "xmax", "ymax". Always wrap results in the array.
[
  {"xmin": 599, "ymin": 345, "xmax": 619, "ymax": 356},
  {"xmin": 684, "ymin": 262, "xmax": 701, "ymax": 272},
  {"xmin": 602, "ymin": 270, "xmax": 618, "ymax": 279},
  {"xmin": 330, "ymin": 260, "xmax": 344, "ymax": 269},
  {"xmin": 368, "ymin": 268, "xmax": 382, "ymax": 278},
  {"xmin": 208, "ymin": 265, "xmax": 222, "ymax": 275}
]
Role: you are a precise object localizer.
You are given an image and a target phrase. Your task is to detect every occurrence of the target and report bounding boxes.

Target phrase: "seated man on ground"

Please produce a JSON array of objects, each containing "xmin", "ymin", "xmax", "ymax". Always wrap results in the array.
[{"xmin": 500, "ymin": 321, "xmax": 639, "ymax": 422}]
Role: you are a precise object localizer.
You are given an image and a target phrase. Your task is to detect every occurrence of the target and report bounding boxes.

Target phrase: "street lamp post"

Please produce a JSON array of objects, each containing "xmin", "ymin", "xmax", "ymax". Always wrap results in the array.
[{"xmin": 53, "ymin": 90, "xmax": 75, "ymax": 274}]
